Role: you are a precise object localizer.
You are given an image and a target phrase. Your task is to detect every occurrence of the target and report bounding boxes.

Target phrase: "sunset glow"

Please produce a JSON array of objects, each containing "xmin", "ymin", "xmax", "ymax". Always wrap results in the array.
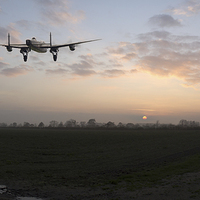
[{"xmin": 143, "ymin": 116, "xmax": 147, "ymax": 120}]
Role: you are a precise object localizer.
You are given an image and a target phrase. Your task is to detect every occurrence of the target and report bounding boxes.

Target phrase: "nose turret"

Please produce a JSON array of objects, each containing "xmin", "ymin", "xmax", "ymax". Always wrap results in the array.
[{"xmin": 26, "ymin": 39, "xmax": 31, "ymax": 46}]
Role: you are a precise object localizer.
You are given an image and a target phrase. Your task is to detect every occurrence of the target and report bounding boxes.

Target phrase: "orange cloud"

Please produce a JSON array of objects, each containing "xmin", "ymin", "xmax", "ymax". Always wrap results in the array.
[
  {"xmin": 166, "ymin": 0, "xmax": 200, "ymax": 16},
  {"xmin": 101, "ymin": 69, "xmax": 126, "ymax": 78},
  {"xmin": 107, "ymin": 30, "xmax": 200, "ymax": 88}
]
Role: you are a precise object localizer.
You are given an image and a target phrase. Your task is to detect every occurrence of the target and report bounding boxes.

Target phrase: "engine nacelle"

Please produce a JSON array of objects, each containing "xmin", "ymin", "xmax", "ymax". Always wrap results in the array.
[
  {"xmin": 50, "ymin": 48, "xmax": 58, "ymax": 53},
  {"xmin": 69, "ymin": 45, "xmax": 75, "ymax": 51},
  {"xmin": 6, "ymin": 46, "xmax": 12, "ymax": 52},
  {"xmin": 20, "ymin": 47, "xmax": 31, "ymax": 55}
]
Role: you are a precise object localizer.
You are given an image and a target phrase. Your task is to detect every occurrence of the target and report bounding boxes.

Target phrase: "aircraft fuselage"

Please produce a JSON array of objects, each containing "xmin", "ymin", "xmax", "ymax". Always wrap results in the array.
[{"xmin": 26, "ymin": 38, "xmax": 47, "ymax": 53}]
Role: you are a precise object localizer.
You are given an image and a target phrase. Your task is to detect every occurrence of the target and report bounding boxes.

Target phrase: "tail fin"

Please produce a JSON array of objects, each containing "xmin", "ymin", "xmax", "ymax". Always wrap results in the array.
[
  {"xmin": 50, "ymin": 32, "xmax": 52, "ymax": 47},
  {"xmin": 8, "ymin": 33, "xmax": 10, "ymax": 46},
  {"xmin": 6, "ymin": 33, "xmax": 12, "ymax": 52}
]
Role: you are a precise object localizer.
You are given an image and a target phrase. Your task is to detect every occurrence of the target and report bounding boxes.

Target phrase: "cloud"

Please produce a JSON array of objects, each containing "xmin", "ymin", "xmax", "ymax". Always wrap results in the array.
[
  {"xmin": 0, "ymin": 61, "xmax": 9, "ymax": 69},
  {"xmin": 79, "ymin": 54, "xmax": 105, "ymax": 66},
  {"xmin": 48, "ymin": 64, "xmax": 96, "ymax": 77},
  {"xmin": 130, "ymin": 69, "xmax": 138, "ymax": 73},
  {"xmin": 166, "ymin": 0, "xmax": 200, "ymax": 16},
  {"xmin": 0, "ymin": 25, "xmax": 21, "ymax": 43},
  {"xmin": 122, "ymin": 53, "xmax": 137, "ymax": 61},
  {"xmin": 77, "ymin": 53, "xmax": 127, "ymax": 78},
  {"xmin": 107, "ymin": 30, "xmax": 200, "ymax": 87},
  {"xmin": 44, "ymin": 51, "xmax": 128, "ymax": 79},
  {"xmin": 0, "ymin": 27, "xmax": 8, "ymax": 41},
  {"xmin": 43, "ymin": 9, "xmax": 85, "ymax": 25},
  {"xmin": 46, "ymin": 68, "xmax": 69, "ymax": 75},
  {"xmin": 35, "ymin": 0, "xmax": 85, "ymax": 26},
  {"xmin": 101, "ymin": 69, "xmax": 125, "ymax": 78},
  {"xmin": 46, "ymin": 54, "xmax": 98, "ymax": 77},
  {"xmin": 137, "ymin": 30, "xmax": 171, "ymax": 41},
  {"xmin": 67, "ymin": 60, "xmax": 96, "ymax": 76},
  {"xmin": 15, "ymin": 20, "xmax": 32, "ymax": 30},
  {"xmin": 36, "ymin": 0, "xmax": 66, "ymax": 7},
  {"xmin": 107, "ymin": 42, "xmax": 137, "ymax": 61},
  {"xmin": 148, "ymin": 14, "xmax": 182, "ymax": 28},
  {"xmin": 0, "ymin": 65, "xmax": 33, "ymax": 77},
  {"xmin": 132, "ymin": 108, "xmax": 156, "ymax": 112}
]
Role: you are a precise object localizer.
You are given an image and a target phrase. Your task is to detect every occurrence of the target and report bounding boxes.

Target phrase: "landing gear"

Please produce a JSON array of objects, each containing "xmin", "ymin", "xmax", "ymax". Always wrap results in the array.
[
  {"xmin": 24, "ymin": 55, "xmax": 28, "ymax": 62},
  {"xmin": 50, "ymin": 48, "xmax": 59, "ymax": 61},
  {"xmin": 20, "ymin": 48, "xmax": 30, "ymax": 62},
  {"xmin": 53, "ymin": 54, "xmax": 57, "ymax": 61}
]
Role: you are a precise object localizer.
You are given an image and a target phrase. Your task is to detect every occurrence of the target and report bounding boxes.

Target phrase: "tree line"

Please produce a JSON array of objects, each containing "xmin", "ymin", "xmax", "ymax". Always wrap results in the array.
[{"xmin": 0, "ymin": 119, "xmax": 200, "ymax": 129}]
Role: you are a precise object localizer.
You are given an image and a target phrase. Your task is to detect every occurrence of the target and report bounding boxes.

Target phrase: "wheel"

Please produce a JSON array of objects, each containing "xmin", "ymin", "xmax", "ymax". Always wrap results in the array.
[
  {"xmin": 24, "ymin": 55, "xmax": 27, "ymax": 62},
  {"xmin": 53, "ymin": 54, "xmax": 57, "ymax": 61}
]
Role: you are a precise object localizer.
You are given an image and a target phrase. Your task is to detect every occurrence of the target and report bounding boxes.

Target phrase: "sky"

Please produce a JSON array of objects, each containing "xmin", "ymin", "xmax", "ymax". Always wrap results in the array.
[{"xmin": 1, "ymin": 0, "xmax": 200, "ymax": 125}]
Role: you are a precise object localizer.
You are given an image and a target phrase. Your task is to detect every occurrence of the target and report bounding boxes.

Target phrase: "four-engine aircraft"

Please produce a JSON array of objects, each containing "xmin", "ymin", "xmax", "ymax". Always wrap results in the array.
[{"xmin": 0, "ymin": 33, "xmax": 100, "ymax": 62}]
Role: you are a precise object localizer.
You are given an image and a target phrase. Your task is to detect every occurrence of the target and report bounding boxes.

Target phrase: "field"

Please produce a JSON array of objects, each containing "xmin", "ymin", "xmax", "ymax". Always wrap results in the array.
[{"xmin": 0, "ymin": 128, "xmax": 200, "ymax": 199}]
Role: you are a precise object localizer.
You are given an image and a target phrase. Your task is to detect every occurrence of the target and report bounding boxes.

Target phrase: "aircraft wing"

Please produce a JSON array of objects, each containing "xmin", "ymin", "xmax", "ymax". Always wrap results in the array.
[
  {"xmin": 1, "ymin": 44, "xmax": 28, "ymax": 48},
  {"xmin": 40, "ymin": 39, "xmax": 101, "ymax": 48}
]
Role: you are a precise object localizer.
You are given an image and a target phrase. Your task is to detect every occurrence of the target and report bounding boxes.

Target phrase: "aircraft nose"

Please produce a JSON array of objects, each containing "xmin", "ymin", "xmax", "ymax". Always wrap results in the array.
[{"xmin": 26, "ymin": 39, "xmax": 31, "ymax": 46}]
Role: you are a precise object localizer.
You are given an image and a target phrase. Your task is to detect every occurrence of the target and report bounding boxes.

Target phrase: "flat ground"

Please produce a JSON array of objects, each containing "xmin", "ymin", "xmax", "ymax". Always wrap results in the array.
[{"xmin": 0, "ymin": 128, "xmax": 200, "ymax": 200}]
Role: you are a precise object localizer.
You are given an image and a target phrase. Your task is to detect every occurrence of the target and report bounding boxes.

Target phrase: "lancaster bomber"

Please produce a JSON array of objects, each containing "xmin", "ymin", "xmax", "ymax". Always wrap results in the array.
[{"xmin": 0, "ymin": 33, "xmax": 100, "ymax": 62}]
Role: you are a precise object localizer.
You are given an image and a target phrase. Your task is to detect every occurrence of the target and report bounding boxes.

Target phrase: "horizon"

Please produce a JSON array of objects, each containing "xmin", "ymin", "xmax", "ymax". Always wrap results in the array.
[
  {"xmin": 0, "ymin": 113, "xmax": 198, "ymax": 127},
  {"xmin": 1, "ymin": 0, "xmax": 200, "ymax": 125}
]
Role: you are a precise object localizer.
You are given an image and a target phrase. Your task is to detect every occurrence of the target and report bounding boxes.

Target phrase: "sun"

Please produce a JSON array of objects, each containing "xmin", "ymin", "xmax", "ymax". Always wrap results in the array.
[{"xmin": 143, "ymin": 116, "xmax": 147, "ymax": 120}]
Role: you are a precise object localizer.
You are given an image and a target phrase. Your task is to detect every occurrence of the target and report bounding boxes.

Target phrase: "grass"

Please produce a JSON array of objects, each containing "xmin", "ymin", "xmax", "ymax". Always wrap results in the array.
[
  {"xmin": 112, "ymin": 154, "xmax": 200, "ymax": 190},
  {"xmin": 0, "ymin": 128, "xmax": 200, "ymax": 191}
]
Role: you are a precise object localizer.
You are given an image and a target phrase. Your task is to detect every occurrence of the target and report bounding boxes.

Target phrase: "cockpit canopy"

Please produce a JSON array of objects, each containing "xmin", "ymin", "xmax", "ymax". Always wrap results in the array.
[{"xmin": 32, "ymin": 37, "xmax": 36, "ymax": 40}]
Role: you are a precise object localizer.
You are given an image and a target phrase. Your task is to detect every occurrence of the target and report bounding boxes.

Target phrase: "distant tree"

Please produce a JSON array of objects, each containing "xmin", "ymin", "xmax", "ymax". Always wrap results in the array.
[
  {"xmin": 18, "ymin": 123, "xmax": 22, "ymax": 127},
  {"xmin": 12, "ymin": 122, "xmax": 18, "ymax": 127},
  {"xmin": 38, "ymin": 122, "xmax": 45, "ymax": 128},
  {"xmin": 178, "ymin": 119, "xmax": 188, "ymax": 128},
  {"xmin": 87, "ymin": 119, "xmax": 96, "ymax": 127},
  {"xmin": 159, "ymin": 123, "xmax": 170, "ymax": 129},
  {"xmin": 134, "ymin": 123, "xmax": 143, "ymax": 129},
  {"xmin": 65, "ymin": 119, "xmax": 77, "ymax": 127},
  {"xmin": 117, "ymin": 122, "xmax": 125, "ymax": 128},
  {"xmin": 9, "ymin": 122, "xmax": 18, "ymax": 127},
  {"xmin": 76, "ymin": 122, "xmax": 80, "ymax": 128},
  {"xmin": 0, "ymin": 123, "xmax": 7, "ymax": 127},
  {"xmin": 9, "ymin": 123, "xmax": 13, "ymax": 127},
  {"xmin": 143, "ymin": 123, "xmax": 155, "ymax": 129},
  {"xmin": 80, "ymin": 121, "xmax": 86, "ymax": 128},
  {"xmin": 189, "ymin": 121, "xmax": 199, "ymax": 128},
  {"xmin": 65, "ymin": 120, "xmax": 71, "ymax": 127},
  {"xmin": 70, "ymin": 119, "xmax": 77, "ymax": 127},
  {"xmin": 49, "ymin": 120, "xmax": 58, "ymax": 128},
  {"xmin": 30, "ymin": 124, "xmax": 35, "ymax": 127},
  {"xmin": 58, "ymin": 121, "xmax": 64, "ymax": 128},
  {"xmin": 23, "ymin": 122, "xmax": 30, "ymax": 127},
  {"xmin": 168, "ymin": 123, "xmax": 176, "ymax": 129},
  {"xmin": 126, "ymin": 123, "xmax": 134, "ymax": 129},
  {"xmin": 155, "ymin": 120, "xmax": 160, "ymax": 129},
  {"xmin": 105, "ymin": 121, "xmax": 116, "ymax": 128}
]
